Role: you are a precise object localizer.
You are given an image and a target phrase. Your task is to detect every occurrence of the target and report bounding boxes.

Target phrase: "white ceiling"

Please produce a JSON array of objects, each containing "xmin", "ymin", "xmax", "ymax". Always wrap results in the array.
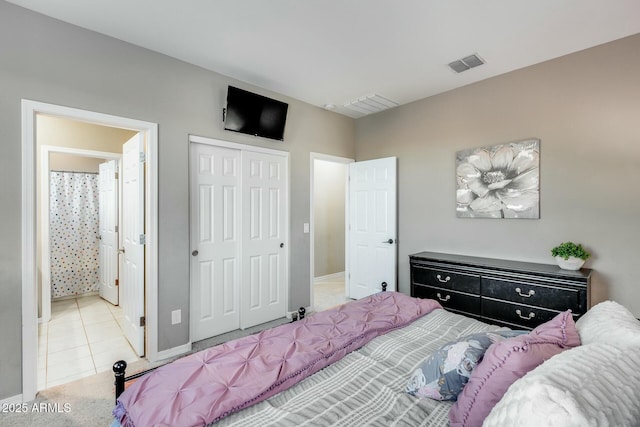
[{"xmin": 7, "ymin": 0, "xmax": 640, "ymax": 118}]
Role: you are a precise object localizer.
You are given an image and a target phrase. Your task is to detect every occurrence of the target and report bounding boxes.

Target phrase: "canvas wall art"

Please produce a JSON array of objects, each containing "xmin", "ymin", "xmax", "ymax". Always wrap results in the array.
[{"xmin": 456, "ymin": 139, "xmax": 540, "ymax": 219}]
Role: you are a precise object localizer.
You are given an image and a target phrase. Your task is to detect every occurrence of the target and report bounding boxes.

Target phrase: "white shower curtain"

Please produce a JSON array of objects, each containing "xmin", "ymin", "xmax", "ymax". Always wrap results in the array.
[{"xmin": 49, "ymin": 171, "xmax": 100, "ymax": 299}]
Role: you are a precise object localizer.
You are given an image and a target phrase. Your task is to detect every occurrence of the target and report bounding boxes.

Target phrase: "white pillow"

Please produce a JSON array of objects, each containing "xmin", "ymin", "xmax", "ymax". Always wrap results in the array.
[
  {"xmin": 483, "ymin": 343, "xmax": 640, "ymax": 427},
  {"xmin": 575, "ymin": 300, "xmax": 640, "ymax": 347}
]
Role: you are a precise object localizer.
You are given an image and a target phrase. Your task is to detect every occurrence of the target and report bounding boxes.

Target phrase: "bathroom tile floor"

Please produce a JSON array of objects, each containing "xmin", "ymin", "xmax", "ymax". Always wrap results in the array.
[{"xmin": 38, "ymin": 294, "xmax": 140, "ymax": 390}]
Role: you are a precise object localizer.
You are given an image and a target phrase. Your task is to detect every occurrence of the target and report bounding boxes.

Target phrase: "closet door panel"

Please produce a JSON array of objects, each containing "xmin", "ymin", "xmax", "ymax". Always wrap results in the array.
[
  {"xmin": 241, "ymin": 151, "xmax": 288, "ymax": 328},
  {"xmin": 189, "ymin": 138, "xmax": 289, "ymax": 340},
  {"xmin": 190, "ymin": 143, "xmax": 241, "ymax": 341}
]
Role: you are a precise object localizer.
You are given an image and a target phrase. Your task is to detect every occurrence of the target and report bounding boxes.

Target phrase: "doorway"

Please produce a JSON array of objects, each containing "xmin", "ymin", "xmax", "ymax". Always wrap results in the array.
[
  {"xmin": 310, "ymin": 153, "xmax": 353, "ymax": 312},
  {"xmin": 310, "ymin": 154, "xmax": 398, "ymax": 312},
  {"xmin": 40, "ymin": 139, "xmax": 125, "ymax": 323},
  {"xmin": 38, "ymin": 132, "xmax": 138, "ymax": 390},
  {"xmin": 21, "ymin": 100, "xmax": 159, "ymax": 402}
]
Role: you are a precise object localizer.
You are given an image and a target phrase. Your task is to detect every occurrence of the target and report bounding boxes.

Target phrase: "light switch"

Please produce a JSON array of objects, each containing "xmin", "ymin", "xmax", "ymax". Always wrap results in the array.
[{"xmin": 171, "ymin": 309, "xmax": 181, "ymax": 325}]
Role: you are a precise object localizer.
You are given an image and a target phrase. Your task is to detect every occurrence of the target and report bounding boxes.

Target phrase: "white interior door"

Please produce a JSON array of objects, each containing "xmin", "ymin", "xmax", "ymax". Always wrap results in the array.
[
  {"xmin": 121, "ymin": 134, "xmax": 145, "ymax": 356},
  {"xmin": 190, "ymin": 143, "xmax": 241, "ymax": 341},
  {"xmin": 348, "ymin": 157, "xmax": 397, "ymax": 299},
  {"xmin": 241, "ymin": 150, "xmax": 288, "ymax": 328},
  {"xmin": 98, "ymin": 159, "xmax": 119, "ymax": 305}
]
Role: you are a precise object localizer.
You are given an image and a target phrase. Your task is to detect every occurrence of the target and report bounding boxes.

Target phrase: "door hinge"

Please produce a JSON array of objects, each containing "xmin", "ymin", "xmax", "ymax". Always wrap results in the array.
[
  {"xmin": 115, "ymin": 225, "xmax": 119, "ymax": 233},
  {"xmin": 139, "ymin": 234, "xmax": 147, "ymax": 245},
  {"xmin": 140, "ymin": 316, "xmax": 146, "ymax": 327},
  {"xmin": 139, "ymin": 152, "xmax": 146, "ymax": 163},
  {"xmin": 115, "ymin": 172, "xmax": 119, "ymax": 180},
  {"xmin": 115, "ymin": 279, "xmax": 119, "ymax": 287}
]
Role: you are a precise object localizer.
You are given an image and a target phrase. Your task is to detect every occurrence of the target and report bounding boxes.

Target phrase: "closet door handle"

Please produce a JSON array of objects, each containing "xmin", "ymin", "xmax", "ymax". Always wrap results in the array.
[
  {"xmin": 118, "ymin": 248, "xmax": 125, "ymax": 254},
  {"xmin": 192, "ymin": 250, "xmax": 198, "ymax": 257}
]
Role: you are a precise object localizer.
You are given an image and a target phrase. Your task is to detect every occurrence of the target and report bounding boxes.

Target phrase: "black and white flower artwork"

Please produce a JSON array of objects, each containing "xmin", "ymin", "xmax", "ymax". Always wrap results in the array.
[{"xmin": 456, "ymin": 139, "xmax": 540, "ymax": 219}]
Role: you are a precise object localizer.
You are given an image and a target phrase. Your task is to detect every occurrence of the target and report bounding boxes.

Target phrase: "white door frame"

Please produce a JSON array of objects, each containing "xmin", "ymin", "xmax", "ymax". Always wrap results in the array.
[
  {"xmin": 40, "ymin": 145, "xmax": 121, "ymax": 324},
  {"xmin": 21, "ymin": 100, "xmax": 159, "ymax": 402},
  {"xmin": 309, "ymin": 152, "xmax": 354, "ymax": 310}
]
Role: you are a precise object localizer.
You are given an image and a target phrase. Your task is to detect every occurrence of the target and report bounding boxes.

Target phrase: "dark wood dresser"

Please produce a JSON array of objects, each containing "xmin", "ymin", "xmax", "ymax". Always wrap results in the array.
[{"xmin": 410, "ymin": 251, "xmax": 591, "ymax": 329}]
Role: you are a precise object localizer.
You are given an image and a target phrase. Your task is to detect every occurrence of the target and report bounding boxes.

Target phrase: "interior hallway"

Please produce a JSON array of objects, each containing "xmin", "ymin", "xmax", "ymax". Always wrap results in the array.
[{"xmin": 313, "ymin": 274, "xmax": 350, "ymax": 313}]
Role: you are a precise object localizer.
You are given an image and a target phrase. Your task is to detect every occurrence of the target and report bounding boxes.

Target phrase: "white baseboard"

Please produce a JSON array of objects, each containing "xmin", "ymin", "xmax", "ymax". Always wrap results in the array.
[
  {"xmin": 155, "ymin": 342, "xmax": 191, "ymax": 361},
  {"xmin": 0, "ymin": 394, "xmax": 23, "ymax": 405},
  {"xmin": 313, "ymin": 271, "xmax": 345, "ymax": 284}
]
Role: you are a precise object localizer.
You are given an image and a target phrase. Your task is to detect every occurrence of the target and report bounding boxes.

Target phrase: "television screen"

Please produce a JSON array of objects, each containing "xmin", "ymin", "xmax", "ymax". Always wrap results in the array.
[{"xmin": 224, "ymin": 86, "xmax": 288, "ymax": 141}]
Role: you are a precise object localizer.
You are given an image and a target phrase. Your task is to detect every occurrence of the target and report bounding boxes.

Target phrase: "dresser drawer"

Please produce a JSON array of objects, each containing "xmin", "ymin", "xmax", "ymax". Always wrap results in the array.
[
  {"xmin": 412, "ymin": 266, "xmax": 480, "ymax": 294},
  {"xmin": 410, "ymin": 252, "xmax": 590, "ymax": 330},
  {"xmin": 482, "ymin": 277, "xmax": 583, "ymax": 312},
  {"xmin": 413, "ymin": 284, "xmax": 481, "ymax": 315},
  {"xmin": 482, "ymin": 298, "xmax": 559, "ymax": 329}
]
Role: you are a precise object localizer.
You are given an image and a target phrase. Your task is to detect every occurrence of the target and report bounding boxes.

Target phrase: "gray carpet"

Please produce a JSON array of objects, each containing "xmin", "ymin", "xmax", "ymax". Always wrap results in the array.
[{"xmin": 2, "ymin": 317, "xmax": 290, "ymax": 426}]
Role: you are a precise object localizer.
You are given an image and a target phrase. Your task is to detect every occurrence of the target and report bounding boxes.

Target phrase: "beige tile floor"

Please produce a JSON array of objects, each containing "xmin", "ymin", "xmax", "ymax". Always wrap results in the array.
[
  {"xmin": 38, "ymin": 294, "xmax": 140, "ymax": 390},
  {"xmin": 313, "ymin": 275, "xmax": 351, "ymax": 312}
]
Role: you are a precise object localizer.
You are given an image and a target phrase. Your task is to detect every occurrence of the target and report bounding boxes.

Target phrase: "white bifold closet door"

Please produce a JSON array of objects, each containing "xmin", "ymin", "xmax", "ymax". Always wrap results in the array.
[
  {"xmin": 190, "ymin": 141, "xmax": 288, "ymax": 342},
  {"xmin": 240, "ymin": 150, "xmax": 288, "ymax": 329}
]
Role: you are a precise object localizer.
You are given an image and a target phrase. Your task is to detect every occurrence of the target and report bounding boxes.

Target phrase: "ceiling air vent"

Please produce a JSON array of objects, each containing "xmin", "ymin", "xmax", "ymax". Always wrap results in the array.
[
  {"xmin": 343, "ymin": 94, "xmax": 399, "ymax": 117},
  {"xmin": 448, "ymin": 54, "xmax": 485, "ymax": 73}
]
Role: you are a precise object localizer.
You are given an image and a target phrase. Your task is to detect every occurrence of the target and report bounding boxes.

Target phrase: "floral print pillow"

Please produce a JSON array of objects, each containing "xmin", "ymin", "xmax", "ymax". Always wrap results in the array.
[{"xmin": 406, "ymin": 331, "xmax": 526, "ymax": 401}]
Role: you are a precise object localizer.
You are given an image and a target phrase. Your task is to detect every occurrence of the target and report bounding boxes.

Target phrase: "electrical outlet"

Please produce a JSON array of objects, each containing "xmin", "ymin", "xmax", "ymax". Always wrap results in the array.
[{"xmin": 171, "ymin": 309, "xmax": 181, "ymax": 325}]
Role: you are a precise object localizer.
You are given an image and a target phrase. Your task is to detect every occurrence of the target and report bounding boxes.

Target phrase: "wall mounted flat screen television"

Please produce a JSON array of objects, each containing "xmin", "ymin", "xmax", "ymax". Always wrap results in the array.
[{"xmin": 224, "ymin": 86, "xmax": 289, "ymax": 141}]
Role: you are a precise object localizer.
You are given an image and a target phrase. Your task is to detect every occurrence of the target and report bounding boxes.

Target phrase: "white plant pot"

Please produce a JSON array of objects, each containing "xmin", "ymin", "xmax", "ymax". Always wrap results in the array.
[{"xmin": 555, "ymin": 256, "xmax": 585, "ymax": 271}]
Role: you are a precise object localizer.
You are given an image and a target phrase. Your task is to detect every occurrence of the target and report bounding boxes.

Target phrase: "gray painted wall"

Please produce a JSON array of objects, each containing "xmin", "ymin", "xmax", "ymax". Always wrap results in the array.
[
  {"xmin": 0, "ymin": 1, "xmax": 355, "ymax": 400},
  {"xmin": 355, "ymin": 34, "xmax": 640, "ymax": 318}
]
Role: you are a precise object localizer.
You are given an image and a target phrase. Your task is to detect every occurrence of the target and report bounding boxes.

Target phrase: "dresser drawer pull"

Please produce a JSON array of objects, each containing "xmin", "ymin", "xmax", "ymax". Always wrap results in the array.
[
  {"xmin": 515, "ymin": 287, "xmax": 535, "ymax": 298},
  {"xmin": 436, "ymin": 292, "xmax": 451, "ymax": 302},
  {"xmin": 436, "ymin": 274, "xmax": 451, "ymax": 283},
  {"xmin": 515, "ymin": 309, "xmax": 536, "ymax": 320}
]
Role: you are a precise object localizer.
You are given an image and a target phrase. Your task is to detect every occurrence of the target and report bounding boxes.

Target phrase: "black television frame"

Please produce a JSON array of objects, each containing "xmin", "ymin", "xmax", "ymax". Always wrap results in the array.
[{"xmin": 223, "ymin": 86, "xmax": 288, "ymax": 141}]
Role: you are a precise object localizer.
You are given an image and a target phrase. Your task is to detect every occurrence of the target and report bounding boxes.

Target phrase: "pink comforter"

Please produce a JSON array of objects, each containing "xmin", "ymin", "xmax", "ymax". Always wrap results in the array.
[{"xmin": 114, "ymin": 292, "xmax": 441, "ymax": 427}]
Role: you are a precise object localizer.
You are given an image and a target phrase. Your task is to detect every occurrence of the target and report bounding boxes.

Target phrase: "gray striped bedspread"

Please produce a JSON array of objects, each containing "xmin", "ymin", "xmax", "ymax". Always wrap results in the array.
[{"xmin": 216, "ymin": 309, "xmax": 504, "ymax": 427}]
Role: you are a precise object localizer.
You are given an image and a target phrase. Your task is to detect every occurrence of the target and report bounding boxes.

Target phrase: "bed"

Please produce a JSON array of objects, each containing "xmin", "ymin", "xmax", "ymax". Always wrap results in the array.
[{"xmin": 112, "ymin": 292, "xmax": 640, "ymax": 427}]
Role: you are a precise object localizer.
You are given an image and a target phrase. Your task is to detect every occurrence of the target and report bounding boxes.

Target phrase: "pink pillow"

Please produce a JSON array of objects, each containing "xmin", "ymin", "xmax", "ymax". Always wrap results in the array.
[{"xmin": 449, "ymin": 310, "xmax": 581, "ymax": 427}]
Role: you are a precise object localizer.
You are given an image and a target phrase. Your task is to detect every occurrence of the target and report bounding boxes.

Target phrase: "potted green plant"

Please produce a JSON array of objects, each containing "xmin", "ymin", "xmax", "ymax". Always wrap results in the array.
[{"xmin": 551, "ymin": 242, "xmax": 590, "ymax": 270}]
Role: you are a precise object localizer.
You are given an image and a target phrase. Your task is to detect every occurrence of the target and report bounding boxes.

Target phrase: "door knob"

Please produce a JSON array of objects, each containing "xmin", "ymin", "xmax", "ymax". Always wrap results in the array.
[
  {"xmin": 381, "ymin": 282, "xmax": 388, "ymax": 291},
  {"xmin": 280, "ymin": 243, "xmax": 284, "ymax": 248},
  {"xmin": 382, "ymin": 239, "xmax": 394, "ymax": 244},
  {"xmin": 192, "ymin": 250, "xmax": 199, "ymax": 256},
  {"xmin": 118, "ymin": 248, "xmax": 125, "ymax": 254}
]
